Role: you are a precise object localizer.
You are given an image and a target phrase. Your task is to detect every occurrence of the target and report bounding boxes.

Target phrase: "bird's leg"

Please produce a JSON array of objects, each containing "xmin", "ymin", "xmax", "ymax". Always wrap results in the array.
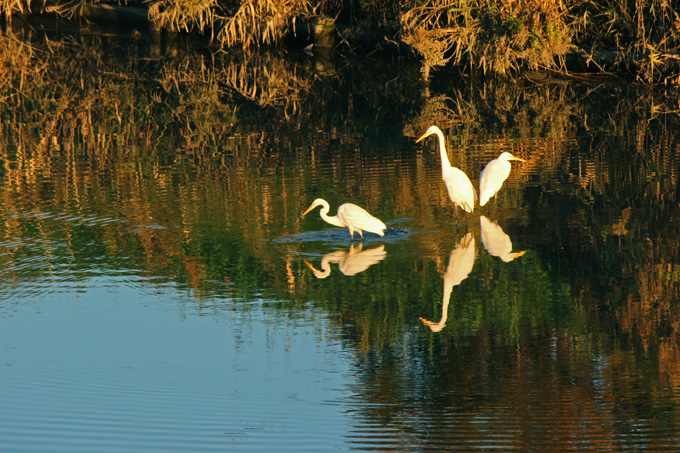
[
  {"xmin": 358, "ymin": 230, "xmax": 364, "ymax": 241},
  {"xmin": 451, "ymin": 205, "xmax": 459, "ymax": 221}
]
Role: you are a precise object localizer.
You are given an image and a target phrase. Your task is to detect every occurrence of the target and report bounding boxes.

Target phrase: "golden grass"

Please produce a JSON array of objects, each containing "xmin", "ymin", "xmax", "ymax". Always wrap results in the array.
[
  {"xmin": 148, "ymin": 0, "xmax": 328, "ymax": 50},
  {"xmin": 568, "ymin": 0, "xmax": 680, "ymax": 85},
  {"xmin": 400, "ymin": 1, "xmax": 479, "ymax": 79},
  {"xmin": 0, "ymin": 0, "xmax": 30, "ymax": 18},
  {"xmin": 2, "ymin": 0, "xmax": 677, "ymax": 84},
  {"xmin": 148, "ymin": 0, "xmax": 217, "ymax": 34},
  {"xmin": 215, "ymin": 0, "xmax": 316, "ymax": 49},
  {"xmin": 400, "ymin": 0, "xmax": 573, "ymax": 80},
  {"xmin": 399, "ymin": 0, "xmax": 678, "ymax": 84}
]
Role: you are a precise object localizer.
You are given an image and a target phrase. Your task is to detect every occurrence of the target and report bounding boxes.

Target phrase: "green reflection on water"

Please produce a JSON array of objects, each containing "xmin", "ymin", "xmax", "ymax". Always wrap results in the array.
[{"xmin": 1, "ymin": 28, "xmax": 680, "ymax": 450}]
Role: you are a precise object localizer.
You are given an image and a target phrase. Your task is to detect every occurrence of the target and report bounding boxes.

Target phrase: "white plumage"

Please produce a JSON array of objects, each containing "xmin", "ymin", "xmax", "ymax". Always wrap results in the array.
[
  {"xmin": 479, "ymin": 152, "xmax": 526, "ymax": 206},
  {"xmin": 302, "ymin": 198, "xmax": 386, "ymax": 240},
  {"xmin": 416, "ymin": 125, "xmax": 476, "ymax": 213}
]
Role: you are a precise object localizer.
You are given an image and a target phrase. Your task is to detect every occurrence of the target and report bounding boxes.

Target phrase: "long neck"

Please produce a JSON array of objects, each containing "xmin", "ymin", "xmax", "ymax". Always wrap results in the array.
[
  {"xmin": 318, "ymin": 202, "xmax": 344, "ymax": 228},
  {"xmin": 435, "ymin": 130, "xmax": 452, "ymax": 170},
  {"xmin": 315, "ymin": 261, "xmax": 332, "ymax": 279},
  {"xmin": 307, "ymin": 260, "xmax": 331, "ymax": 279}
]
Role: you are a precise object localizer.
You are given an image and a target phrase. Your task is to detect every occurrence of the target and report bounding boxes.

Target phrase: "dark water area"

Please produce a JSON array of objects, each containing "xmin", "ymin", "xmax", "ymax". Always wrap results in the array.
[{"xmin": 1, "ymin": 25, "xmax": 679, "ymax": 451}]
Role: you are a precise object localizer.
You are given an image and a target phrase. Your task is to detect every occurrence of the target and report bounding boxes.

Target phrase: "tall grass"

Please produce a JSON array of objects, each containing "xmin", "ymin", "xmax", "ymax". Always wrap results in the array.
[
  {"xmin": 399, "ymin": 0, "xmax": 679, "ymax": 84},
  {"xmin": 401, "ymin": 0, "xmax": 572, "ymax": 79},
  {"xmin": 0, "ymin": 0, "xmax": 29, "ymax": 20},
  {"xmin": 148, "ymin": 0, "xmax": 329, "ymax": 50},
  {"xmin": 215, "ymin": 0, "xmax": 315, "ymax": 49},
  {"xmin": 148, "ymin": 0, "xmax": 217, "ymax": 35},
  {"xmin": 1, "ymin": 0, "xmax": 678, "ymax": 84},
  {"xmin": 568, "ymin": 0, "xmax": 680, "ymax": 85}
]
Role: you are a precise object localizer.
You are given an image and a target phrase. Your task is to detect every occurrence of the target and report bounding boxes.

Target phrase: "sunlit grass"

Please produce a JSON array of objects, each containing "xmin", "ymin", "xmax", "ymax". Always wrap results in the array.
[{"xmin": 2, "ymin": 0, "xmax": 677, "ymax": 83}]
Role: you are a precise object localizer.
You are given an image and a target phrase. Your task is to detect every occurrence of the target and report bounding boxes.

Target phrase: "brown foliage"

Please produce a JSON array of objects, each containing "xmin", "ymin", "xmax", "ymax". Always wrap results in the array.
[
  {"xmin": 568, "ymin": 0, "xmax": 680, "ymax": 85},
  {"xmin": 400, "ymin": 0, "xmax": 572, "ymax": 79},
  {"xmin": 148, "ymin": 0, "xmax": 332, "ymax": 50},
  {"xmin": 399, "ymin": 0, "xmax": 679, "ymax": 84}
]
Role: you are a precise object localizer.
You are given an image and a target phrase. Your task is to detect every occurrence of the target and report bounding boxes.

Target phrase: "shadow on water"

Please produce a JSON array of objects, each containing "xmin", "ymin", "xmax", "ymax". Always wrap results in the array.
[{"xmin": 1, "ymin": 25, "xmax": 680, "ymax": 451}]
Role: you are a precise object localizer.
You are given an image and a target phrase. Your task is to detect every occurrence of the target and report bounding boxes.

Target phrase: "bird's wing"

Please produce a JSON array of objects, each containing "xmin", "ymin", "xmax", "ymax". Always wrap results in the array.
[
  {"xmin": 338, "ymin": 204, "xmax": 386, "ymax": 236},
  {"xmin": 444, "ymin": 168, "xmax": 476, "ymax": 212},
  {"xmin": 479, "ymin": 160, "xmax": 511, "ymax": 203}
]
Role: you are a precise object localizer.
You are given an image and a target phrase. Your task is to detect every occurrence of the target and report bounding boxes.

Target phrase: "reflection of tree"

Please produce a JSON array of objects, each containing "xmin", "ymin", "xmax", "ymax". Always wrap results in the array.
[{"xmin": 2, "ymin": 30, "xmax": 680, "ymax": 447}]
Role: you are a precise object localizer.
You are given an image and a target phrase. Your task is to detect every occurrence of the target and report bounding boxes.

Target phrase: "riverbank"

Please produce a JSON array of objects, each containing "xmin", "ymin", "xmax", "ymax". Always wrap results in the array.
[{"xmin": 2, "ymin": 0, "xmax": 678, "ymax": 86}]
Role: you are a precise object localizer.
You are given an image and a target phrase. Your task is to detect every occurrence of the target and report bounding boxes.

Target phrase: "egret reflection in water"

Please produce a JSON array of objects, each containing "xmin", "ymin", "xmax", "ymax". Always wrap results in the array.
[
  {"xmin": 420, "ymin": 233, "xmax": 476, "ymax": 332},
  {"xmin": 304, "ymin": 244, "xmax": 387, "ymax": 279},
  {"xmin": 480, "ymin": 215, "xmax": 526, "ymax": 262}
]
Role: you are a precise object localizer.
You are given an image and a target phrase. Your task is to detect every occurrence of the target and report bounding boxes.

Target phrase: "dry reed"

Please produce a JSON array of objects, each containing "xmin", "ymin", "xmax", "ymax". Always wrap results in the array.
[
  {"xmin": 2, "ymin": 0, "xmax": 677, "ymax": 84},
  {"xmin": 400, "ymin": 0, "xmax": 573, "ymax": 79}
]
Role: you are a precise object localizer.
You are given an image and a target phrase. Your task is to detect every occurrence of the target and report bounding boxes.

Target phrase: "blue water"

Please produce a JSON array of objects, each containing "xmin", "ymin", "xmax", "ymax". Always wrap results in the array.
[
  {"xmin": 2, "ymin": 27, "xmax": 680, "ymax": 451},
  {"xmin": 1, "ymin": 277, "xmax": 352, "ymax": 451}
]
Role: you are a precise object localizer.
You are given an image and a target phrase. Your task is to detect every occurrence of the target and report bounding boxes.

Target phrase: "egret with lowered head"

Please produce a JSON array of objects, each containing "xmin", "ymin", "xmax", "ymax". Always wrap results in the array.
[
  {"xmin": 416, "ymin": 125, "xmax": 476, "ymax": 214},
  {"xmin": 479, "ymin": 152, "xmax": 526, "ymax": 206},
  {"xmin": 302, "ymin": 198, "xmax": 386, "ymax": 241}
]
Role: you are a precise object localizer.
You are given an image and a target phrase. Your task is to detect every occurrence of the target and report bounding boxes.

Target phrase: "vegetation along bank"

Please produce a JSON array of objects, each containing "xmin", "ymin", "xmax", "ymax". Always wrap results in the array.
[{"xmin": 2, "ymin": 0, "xmax": 679, "ymax": 85}]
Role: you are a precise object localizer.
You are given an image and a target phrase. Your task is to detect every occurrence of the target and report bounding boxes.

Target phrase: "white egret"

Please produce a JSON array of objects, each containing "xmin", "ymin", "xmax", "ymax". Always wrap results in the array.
[
  {"xmin": 304, "ymin": 244, "xmax": 386, "ymax": 278},
  {"xmin": 480, "ymin": 216, "xmax": 526, "ymax": 262},
  {"xmin": 302, "ymin": 198, "xmax": 386, "ymax": 240},
  {"xmin": 479, "ymin": 152, "xmax": 526, "ymax": 206},
  {"xmin": 416, "ymin": 125, "xmax": 476, "ymax": 213},
  {"xmin": 420, "ymin": 233, "xmax": 476, "ymax": 332}
]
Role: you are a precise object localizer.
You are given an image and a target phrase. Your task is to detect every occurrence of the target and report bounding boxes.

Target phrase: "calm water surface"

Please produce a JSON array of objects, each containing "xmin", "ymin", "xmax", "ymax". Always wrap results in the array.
[{"xmin": 1, "ymin": 28, "xmax": 679, "ymax": 451}]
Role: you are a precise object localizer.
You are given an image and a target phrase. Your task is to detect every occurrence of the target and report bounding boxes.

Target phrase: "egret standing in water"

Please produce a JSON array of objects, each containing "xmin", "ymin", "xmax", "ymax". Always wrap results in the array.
[
  {"xmin": 479, "ymin": 152, "xmax": 526, "ymax": 206},
  {"xmin": 416, "ymin": 125, "xmax": 476, "ymax": 214},
  {"xmin": 302, "ymin": 198, "xmax": 386, "ymax": 240}
]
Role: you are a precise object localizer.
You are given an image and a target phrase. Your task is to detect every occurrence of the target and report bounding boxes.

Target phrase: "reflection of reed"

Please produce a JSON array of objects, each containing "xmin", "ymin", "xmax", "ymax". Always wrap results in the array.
[
  {"xmin": 403, "ymin": 94, "xmax": 461, "ymax": 138},
  {"xmin": 2, "ymin": 32, "xmax": 679, "ymax": 353},
  {"xmin": 619, "ymin": 237, "xmax": 680, "ymax": 353},
  {"xmin": 217, "ymin": 53, "xmax": 313, "ymax": 117}
]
